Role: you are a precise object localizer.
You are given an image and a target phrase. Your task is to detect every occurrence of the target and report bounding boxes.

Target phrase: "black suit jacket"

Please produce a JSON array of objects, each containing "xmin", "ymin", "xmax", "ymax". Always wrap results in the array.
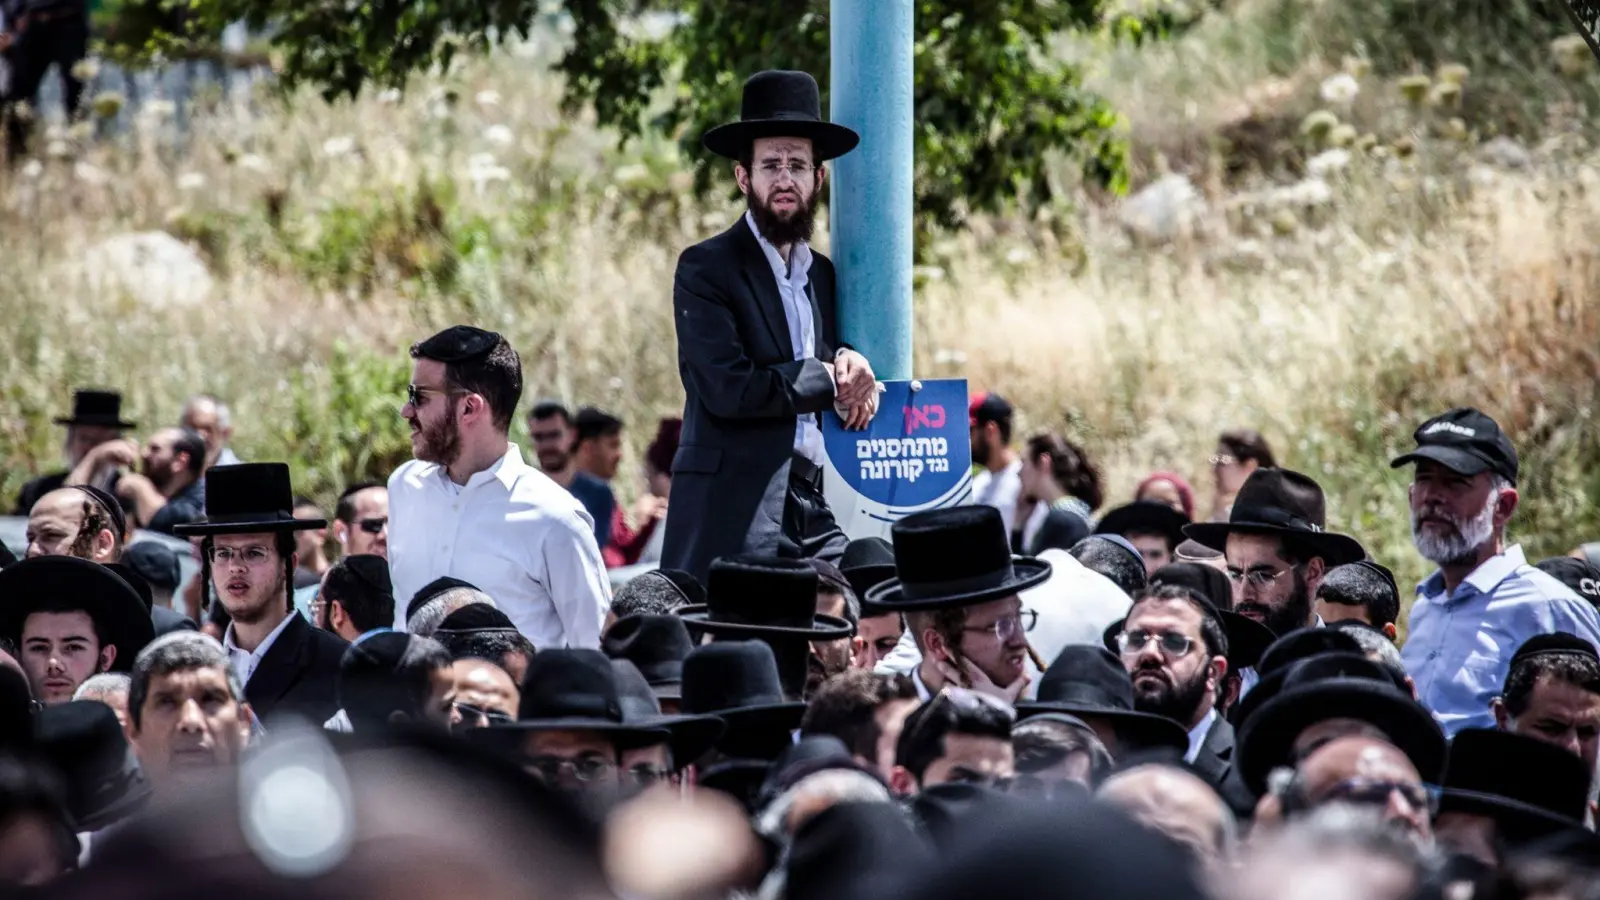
[
  {"xmin": 150, "ymin": 605, "xmax": 196, "ymax": 637},
  {"xmin": 245, "ymin": 613, "xmax": 348, "ymax": 727},
  {"xmin": 13, "ymin": 471, "xmax": 66, "ymax": 515},
  {"xmin": 660, "ymin": 217, "xmax": 842, "ymax": 584},
  {"xmin": 1193, "ymin": 714, "xmax": 1260, "ymax": 819}
]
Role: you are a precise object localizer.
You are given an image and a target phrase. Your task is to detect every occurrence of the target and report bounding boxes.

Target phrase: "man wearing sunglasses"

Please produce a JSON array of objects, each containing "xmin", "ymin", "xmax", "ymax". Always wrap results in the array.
[
  {"xmin": 389, "ymin": 326, "xmax": 611, "ymax": 649},
  {"xmin": 1268, "ymin": 734, "xmax": 1433, "ymax": 846},
  {"xmin": 333, "ymin": 483, "xmax": 389, "ymax": 560}
]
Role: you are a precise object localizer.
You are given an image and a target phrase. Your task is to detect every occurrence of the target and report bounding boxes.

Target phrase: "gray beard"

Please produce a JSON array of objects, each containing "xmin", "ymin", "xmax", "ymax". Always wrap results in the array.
[{"xmin": 1412, "ymin": 492, "xmax": 1497, "ymax": 567}]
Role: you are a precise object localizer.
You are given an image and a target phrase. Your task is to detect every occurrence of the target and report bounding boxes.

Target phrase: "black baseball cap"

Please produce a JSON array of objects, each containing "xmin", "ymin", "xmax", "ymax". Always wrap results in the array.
[
  {"xmin": 968, "ymin": 393, "xmax": 1013, "ymax": 428},
  {"xmin": 1535, "ymin": 558, "xmax": 1600, "ymax": 608},
  {"xmin": 1390, "ymin": 407, "xmax": 1518, "ymax": 484}
]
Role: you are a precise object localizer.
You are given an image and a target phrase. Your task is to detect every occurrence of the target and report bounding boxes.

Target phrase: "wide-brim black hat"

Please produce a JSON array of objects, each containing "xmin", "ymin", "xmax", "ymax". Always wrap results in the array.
[
  {"xmin": 1015, "ymin": 646, "xmax": 1188, "ymax": 753},
  {"xmin": 1015, "ymin": 698, "xmax": 1188, "ymax": 754},
  {"xmin": 679, "ymin": 641, "xmax": 808, "ymax": 739},
  {"xmin": 702, "ymin": 70, "xmax": 860, "ymax": 162},
  {"xmin": 601, "ymin": 614, "xmax": 695, "ymax": 700},
  {"xmin": 610, "ymin": 659, "xmax": 725, "ymax": 765},
  {"xmin": 0, "ymin": 556, "xmax": 154, "ymax": 673},
  {"xmin": 472, "ymin": 649, "xmax": 670, "ymax": 751},
  {"xmin": 1095, "ymin": 501, "xmax": 1191, "ymax": 547},
  {"xmin": 1182, "ymin": 468, "xmax": 1365, "ymax": 567},
  {"xmin": 840, "ymin": 537, "xmax": 898, "ymax": 616},
  {"xmin": 55, "ymin": 389, "xmax": 136, "ymax": 429},
  {"xmin": 1236, "ymin": 663, "xmax": 1445, "ymax": 796},
  {"xmin": 866, "ymin": 506, "xmax": 1054, "ymax": 613},
  {"xmin": 173, "ymin": 463, "xmax": 327, "ymax": 536},
  {"xmin": 34, "ymin": 701, "xmax": 152, "ymax": 832},
  {"xmin": 1438, "ymin": 789, "xmax": 1590, "ymax": 846},
  {"xmin": 1434, "ymin": 728, "xmax": 1591, "ymax": 846},
  {"xmin": 676, "ymin": 556, "xmax": 854, "ymax": 640}
]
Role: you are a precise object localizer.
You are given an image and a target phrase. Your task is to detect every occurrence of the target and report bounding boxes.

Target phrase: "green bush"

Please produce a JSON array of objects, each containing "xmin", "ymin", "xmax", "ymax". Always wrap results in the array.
[{"xmin": 281, "ymin": 343, "xmax": 414, "ymax": 509}]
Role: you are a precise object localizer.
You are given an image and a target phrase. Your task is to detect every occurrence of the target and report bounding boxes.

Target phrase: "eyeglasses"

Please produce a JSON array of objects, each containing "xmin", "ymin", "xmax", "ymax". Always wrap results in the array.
[
  {"xmin": 525, "ymin": 754, "xmax": 616, "ymax": 785},
  {"xmin": 1226, "ymin": 565, "xmax": 1300, "ymax": 590},
  {"xmin": 405, "ymin": 384, "xmax": 467, "ymax": 408},
  {"xmin": 962, "ymin": 609, "xmax": 1038, "ymax": 643},
  {"xmin": 357, "ymin": 517, "xmax": 388, "ymax": 535},
  {"xmin": 1210, "ymin": 454, "xmax": 1239, "ymax": 467},
  {"xmin": 452, "ymin": 702, "xmax": 514, "ymax": 730},
  {"xmin": 624, "ymin": 764, "xmax": 672, "ymax": 787},
  {"xmin": 1116, "ymin": 629, "xmax": 1197, "ymax": 659},
  {"xmin": 756, "ymin": 161, "xmax": 817, "ymax": 181},
  {"xmin": 209, "ymin": 546, "xmax": 274, "ymax": 566},
  {"xmin": 1313, "ymin": 778, "xmax": 1434, "ymax": 816}
]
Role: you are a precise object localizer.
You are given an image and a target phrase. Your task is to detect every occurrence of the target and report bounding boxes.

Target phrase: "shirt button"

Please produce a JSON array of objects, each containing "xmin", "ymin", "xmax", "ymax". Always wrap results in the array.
[{"xmin": 1428, "ymin": 652, "xmax": 1438, "ymax": 660}]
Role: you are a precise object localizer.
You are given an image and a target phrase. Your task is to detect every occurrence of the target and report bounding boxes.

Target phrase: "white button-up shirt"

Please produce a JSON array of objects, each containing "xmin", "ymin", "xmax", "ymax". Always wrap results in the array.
[
  {"xmin": 387, "ymin": 443, "xmax": 611, "ymax": 649},
  {"xmin": 746, "ymin": 211, "xmax": 826, "ymax": 466},
  {"xmin": 972, "ymin": 458, "xmax": 1024, "ymax": 532},
  {"xmin": 222, "ymin": 610, "xmax": 298, "ymax": 688},
  {"xmin": 1185, "ymin": 708, "xmax": 1217, "ymax": 764}
]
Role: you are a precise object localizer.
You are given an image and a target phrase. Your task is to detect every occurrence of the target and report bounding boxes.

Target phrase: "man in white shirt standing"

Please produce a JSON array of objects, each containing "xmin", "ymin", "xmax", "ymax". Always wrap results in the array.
[
  {"xmin": 968, "ymin": 393, "xmax": 1022, "ymax": 528},
  {"xmin": 388, "ymin": 325, "xmax": 611, "ymax": 649}
]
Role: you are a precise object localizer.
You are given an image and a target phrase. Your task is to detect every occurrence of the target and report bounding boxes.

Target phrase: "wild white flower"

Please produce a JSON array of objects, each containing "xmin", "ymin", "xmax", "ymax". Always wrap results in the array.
[
  {"xmin": 1005, "ymin": 247, "xmax": 1033, "ymax": 265},
  {"xmin": 1319, "ymin": 73, "xmax": 1360, "ymax": 105},
  {"xmin": 70, "ymin": 58, "xmax": 101, "ymax": 82},
  {"xmin": 322, "ymin": 136, "xmax": 355, "ymax": 158},
  {"xmin": 484, "ymin": 124, "xmax": 515, "ymax": 147},
  {"xmin": 1307, "ymin": 149, "xmax": 1352, "ymax": 176},
  {"xmin": 91, "ymin": 91, "xmax": 124, "ymax": 119},
  {"xmin": 239, "ymin": 153, "xmax": 271, "ymax": 173},
  {"xmin": 21, "ymin": 159, "xmax": 43, "ymax": 179},
  {"xmin": 474, "ymin": 89, "xmax": 502, "ymax": 109},
  {"xmin": 73, "ymin": 161, "xmax": 108, "ymax": 185},
  {"xmin": 45, "ymin": 139, "xmax": 71, "ymax": 159},
  {"xmin": 466, "ymin": 152, "xmax": 511, "ymax": 192},
  {"xmin": 614, "ymin": 163, "xmax": 650, "ymax": 185},
  {"xmin": 377, "ymin": 87, "xmax": 403, "ymax": 105},
  {"xmin": 143, "ymin": 99, "xmax": 177, "ymax": 119},
  {"xmin": 177, "ymin": 172, "xmax": 206, "ymax": 191}
]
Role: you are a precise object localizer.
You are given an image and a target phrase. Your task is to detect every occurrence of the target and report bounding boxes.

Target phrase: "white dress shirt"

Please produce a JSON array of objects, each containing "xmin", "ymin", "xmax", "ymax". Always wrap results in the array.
[
  {"xmin": 222, "ymin": 610, "xmax": 298, "ymax": 688},
  {"xmin": 387, "ymin": 443, "xmax": 611, "ymax": 649},
  {"xmin": 971, "ymin": 458, "xmax": 1024, "ymax": 530},
  {"xmin": 746, "ymin": 211, "xmax": 826, "ymax": 466},
  {"xmin": 1185, "ymin": 708, "xmax": 1217, "ymax": 764}
]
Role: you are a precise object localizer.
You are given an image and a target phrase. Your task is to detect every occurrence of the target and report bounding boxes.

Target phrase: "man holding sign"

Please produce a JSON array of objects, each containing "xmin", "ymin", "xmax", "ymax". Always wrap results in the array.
[{"xmin": 662, "ymin": 70, "xmax": 880, "ymax": 583}]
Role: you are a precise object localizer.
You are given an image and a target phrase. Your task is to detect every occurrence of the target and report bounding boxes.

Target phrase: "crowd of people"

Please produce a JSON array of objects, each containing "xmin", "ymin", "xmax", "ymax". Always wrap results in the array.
[{"xmin": 5, "ymin": 66, "xmax": 1600, "ymax": 900}]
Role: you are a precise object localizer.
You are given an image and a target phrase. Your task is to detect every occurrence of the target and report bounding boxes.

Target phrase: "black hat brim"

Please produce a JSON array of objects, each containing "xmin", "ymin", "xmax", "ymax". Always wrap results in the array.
[
  {"xmin": 54, "ymin": 415, "xmax": 137, "ymax": 429},
  {"xmin": 75, "ymin": 769, "xmax": 152, "ymax": 832},
  {"xmin": 174, "ymin": 515, "xmax": 328, "ymax": 536},
  {"xmin": 1100, "ymin": 609, "xmax": 1275, "ymax": 672},
  {"xmin": 676, "ymin": 608, "xmax": 855, "ymax": 641},
  {"xmin": 1014, "ymin": 702, "xmax": 1189, "ymax": 753},
  {"xmin": 1182, "ymin": 522, "xmax": 1366, "ymax": 568},
  {"xmin": 843, "ymin": 563, "xmax": 898, "ymax": 615},
  {"xmin": 637, "ymin": 713, "xmax": 725, "ymax": 767},
  {"xmin": 704, "ymin": 701, "xmax": 807, "ymax": 738},
  {"xmin": 469, "ymin": 719, "xmax": 670, "ymax": 752},
  {"xmin": 0, "ymin": 557, "xmax": 155, "ymax": 674},
  {"xmin": 1390, "ymin": 446, "xmax": 1496, "ymax": 478},
  {"xmin": 1237, "ymin": 680, "xmax": 1445, "ymax": 796},
  {"xmin": 864, "ymin": 557, "xmax": 1054, "ymax": 613},
  {"xmin": 1095, "ymin": 504, "xmax": 1191, "ymax": 545},
  {"xmin": 650, "ymin": 680, "xmax": 683, "ymax": 702},
  {"xmin": 702, "ymin": 118, "xmax": 861, "ymax": 161},
  {"xmin": 1436, "ymin": 789, "xmax": 1586, "ymax": 846}
]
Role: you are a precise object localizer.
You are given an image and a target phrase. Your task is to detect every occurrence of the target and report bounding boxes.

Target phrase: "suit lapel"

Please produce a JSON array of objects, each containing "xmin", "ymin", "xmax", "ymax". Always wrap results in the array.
[
  {"xmin": 731, "ymin": 218, "xmax": 797, "ymax": 359},
  {"xmin": 1192, "ymin": 714, "xmax": 1236, "ymax": 783},
  {"xmin": 244, "ymin": 613, "xmax": 309, "ymax": 712}
]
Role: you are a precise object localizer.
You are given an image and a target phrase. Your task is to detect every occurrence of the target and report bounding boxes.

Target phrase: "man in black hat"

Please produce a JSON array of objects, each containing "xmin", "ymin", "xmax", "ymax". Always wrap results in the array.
[
  {"xmin": 174, "ymin": 463, "xmax": 348, "ymax": 725},
  {"xmin": 12, "ymin": 390, "xmax": 136, "ymax": 516},
  {"xmin": 1315, "ymin": 561, "xmax": 1401, "ymax": 641},
  {"xmin": 1263, "ymin": 732, "xmax": 1434, "ymax": 844},
  {"xmin": 1491, "ymin": 633, "xmax": 1600, "ymax": 796},
  {"xmin": 1432, "ymin": 728, "xmax": 1594, "ymax": 870},
  {"xmin": 661, "ymin": 69, "xmax": 878, "ymax": 585},
  {"xmin": 389, "ymin": 325, "xmax": 611, "ymax": 647},
  {"xmin": 806, "ymin": 559, "xmax": 858, "ymax": 695},
  {"xmin": 838, "ymin": 537, "xmax": 904, "ymax": 671},
  {"xmin": 1095, "ymin": 500, "xmax": 1192, "ymax": 579},
  {"xmin": 1394, "ymin": 408, "xmax": 1600, "ymax": 735},
  {"xmin": 601, "ymin": 613, "xmax": 694, "ymax": 714},
  {"xmin": 1184, "ymin": 467, "xmax": 1366, "ymax": 638},
  {"xmin": 0, "ymin": 556, "xmax": 154, "ymax": 706},
  {"xmin": 610, "ymin": 659, "xmax": 723, "ymax": 791},
  {"xmin": 315, "ymin": 555, "xmax": 395, "ymax": 643},
  {"xmin": 679, "ymin": 640, "xmax": 806, "ymax": 771}
]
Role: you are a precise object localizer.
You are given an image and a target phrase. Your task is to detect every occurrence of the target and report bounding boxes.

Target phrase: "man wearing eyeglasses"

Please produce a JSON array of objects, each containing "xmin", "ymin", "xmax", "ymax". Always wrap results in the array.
[
  {"xmin": 661, "ymin": 69, "xmax": 879, "ymax": 585},
  {"xmin": 388, "ymin": 326, "xmax": 611, "ymax": 649},
  {"xmin": 450, "ymin": 657, "xmax": 519, "ymax": 730},
  {"xmin": 1117, "ymin": 585, "xmax": 1230, "ymax": 771},
  {"xmin": 332, "ymin": 483, "xmax": 389, "ymax": 560}
]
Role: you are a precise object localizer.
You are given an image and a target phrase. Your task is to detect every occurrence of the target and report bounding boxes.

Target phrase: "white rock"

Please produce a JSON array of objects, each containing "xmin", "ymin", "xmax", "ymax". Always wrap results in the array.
[
  {"xmin": 82, "ymin": 232, "xmax": 213, "ymax": 309},
  {"xmin": 1118, "ymin": 174, "xmax": 1205, "ymax": 243},
  {"xmin": 1479, "ymin": 136, "xmax": 1531, "ymax": 170}
]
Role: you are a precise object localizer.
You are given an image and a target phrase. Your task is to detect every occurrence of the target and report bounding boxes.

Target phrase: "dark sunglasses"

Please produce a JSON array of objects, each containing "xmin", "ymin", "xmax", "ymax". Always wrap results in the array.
[
  {"xmin": 357, "ymin": 517, "xmax": 388, "ymax": 535},
  {"xmin": 406, "ymin": 383, "xmax": 466, "ymax": 408},
  {"xmin": 452, "ymin": 703, "xmax": 514, "ymax": 729},
  {"xmin": 1315, "ymin": 778, "xmax": 1435, "ymax": 815}
]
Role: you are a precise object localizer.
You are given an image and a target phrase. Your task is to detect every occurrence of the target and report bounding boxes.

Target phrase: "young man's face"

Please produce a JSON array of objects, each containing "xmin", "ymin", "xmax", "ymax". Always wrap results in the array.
[
  {"xmin": 520, "ymin": 729, "xmax": 619, "ymax": 795},
  {"xmin": 949, "ymin": 597, "xmax": 1029, "ymax": 689},
  {"xmin": 528, "ymin": 414, "xmax": 574, "ymax": 474},
  {"xmin": 21, "ymin": 610, "xmax": 112, "ymax": 705},
  {"xmin": 921, "ymin": 733, "xmax": 1014, "ymax": 789},
  {"xmin": 1126, "ymin": 531, "xmax": 1174, "ymax": 577},
  {"xmin": 132, "ymin": 665, "xmax": 250, "ymax": 788},
  {"xmin": 338, "ymin": 487, "xmax": 390, "ymax": 558},
  {"xmin": 1499, "ymin": 675, "xmax": 1600, "ymax": 776},
  {"xmin": 210, "ymin": 532, "xmax": 292, "ymax": 626},
  {"xmin": 1225, "ymin": 533, "xmax": 1319, "ymax": 637},
  {"xmin": 418, "ymin": 665, "xmax": 460, "ymax": 731},
  {"xmin": 808, "ymin": 589, "xmax": 853, "ymax": 697},
  {"xmin": 401, "ymin": 358, "xmax": 463, "ymax": 467},
  {"xmin": 854, "ymin": 613, "xmax": 904, "ymax": 670},
  {"xmin": 141, "ymin": 428, "xmax": 187, "ymax": 491},
  {"xmin": 578, "ymin": 433, "xmax": 624, "ymax": 482},
  {"xmin": 1121, "ymin": 597, "xmax": 1221, "ymax": 728}
]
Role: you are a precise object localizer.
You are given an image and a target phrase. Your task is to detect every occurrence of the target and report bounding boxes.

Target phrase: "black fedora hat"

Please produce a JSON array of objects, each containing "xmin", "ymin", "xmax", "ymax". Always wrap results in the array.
[
  {"xmin": 866, "ymin": 507, "xmax": 1053, "ymax": 613},
  {"xmin": 1016, "ymin": 646, "xmax": 1188, "ymax": 753},
  {"xmin": 1436, "ymin": 729, "xmax": 1592, "ymax": 846},
  {"xmin": 839, "ymin": 537, "xmax": 897, "ymax": 616},
  {"xmin": 1095, "ymin": 501, "xmax": 1191, "ymax": 549},
  {"xmin": 0, "ymin": 556, "xmax": 155, "ymax": 673},
  {"xmin": 609, "ymin": 660, "xmax": 724, "ymax": 768},
  {"xmin": 54, "ymin": 389, "xmax": 136, "ymax": 430},
  {"xmin": 679, "ymin": 640, "xmax": 806, "ymax": 739},
  {"xmin": 676, "ymin": 556, "xmax": 853, "ymax": 640},
  {"xmin": 473, "ymin": 649, "xmax": 668, "ymax": 750},
  {"xmin": 702, "ymin": 70, "xmax": 860, "ymax": 162},
  {"xmin": 1183, "ymin": 468, "xmax": 1365, "ymax": 567},
  {"xmin": 34, "ymin": 700, "xmax": 152, "ymax": 832},
  {"xmin": 602, "ymin": 614, "xmax": 695, "ymax": 700},
  {"xmin": 1227, "ymin": 627, "xmax": 1365, "ymax": 729},
  {"xmin": 1236, "ymin": 652, "xmax": 1445, "ymax": 796},
  {"xmin": 173, "ymin": 463, "xmax": 327, "ymax": 536}
]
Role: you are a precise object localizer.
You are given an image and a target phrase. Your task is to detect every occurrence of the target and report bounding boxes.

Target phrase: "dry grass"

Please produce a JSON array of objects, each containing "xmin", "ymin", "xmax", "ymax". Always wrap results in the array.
[{"xmin": 3, "ymin": 8, "xmax": 1600, "ymax": 610}]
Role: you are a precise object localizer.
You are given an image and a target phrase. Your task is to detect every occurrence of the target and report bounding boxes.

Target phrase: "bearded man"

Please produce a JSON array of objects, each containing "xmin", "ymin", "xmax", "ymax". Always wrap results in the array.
[
  {"xmin": 1394, "ymin": 408, "xmax": 1600, "ymax": 735},
  {"xmin": 660, "ymin": 69, "xmax": 880, "ymax": 585},
  {"xmin": 388, "ymin": 326, "xmax": 610, "ymax": 647}
]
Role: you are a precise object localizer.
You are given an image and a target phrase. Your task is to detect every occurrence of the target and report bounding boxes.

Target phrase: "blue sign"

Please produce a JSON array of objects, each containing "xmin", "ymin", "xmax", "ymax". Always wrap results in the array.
[{"xmin": 822, "ymin": 378, "xmax": 973, "ymax": 537}]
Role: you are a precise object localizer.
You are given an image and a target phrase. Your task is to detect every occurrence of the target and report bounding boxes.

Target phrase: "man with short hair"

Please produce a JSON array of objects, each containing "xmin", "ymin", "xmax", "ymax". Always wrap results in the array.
[
  {"xmin": 1011, "ymin": 714, "xmax": 1112, "ymax": 793},
  {"xmin": 178, "ymin": 394, "xmax": 241, "ymax": 469},
  {"xmin": 105, "ymin": 428, "xmax": 207, "ymax": 535},
  {"xmin": 1492, "ymin": 633, "xmax": 1600, "ymax": 787},
  {"xmin": 336, "ymin": 633, "xmax": 458, "ymax": 732},
  {"xmin": 1327, "ymin": 620, "xmax": 1412, "ymax": 695},
  {"xmin": 1268, "ymin": 734, "xmax": 1433, "ymax": 845},
  {"xmin": 527, "ymin": 401, "xmax": 615, "ymax": 549},
  {"xmin": 0, "ymin": 556, "xmax": 153, "ymax": 706},
  {"xmin": 839, "ymin": 538, "xmax": 904, "ymax": 672},
  {"xmin": 451, "ymin": 657, "xmax": 519, "ymax": 730},
  {"xmin": 807, "ymin": 560, "xmax": 858, "ymax": 697},
  {"xmin": 800, "ymin": 669, "xmax": 919, "ymax": 782},
  {"xmin": 573, "ymin": 407, "xmax": 625, "ymax": 485},
  {"xmin": 73, "ymin": 672, "xmax": 133, "ymax": 739},
  {"xmin": 404, "ymin": 577, "xmax": 496, "ymax": 637},
  {"xmin": 1098, "ymin": 764, "xmax": 1237, "ymax": 872},
  {"xmin": 1115, "ymin": 584, "xmax": 1231, "ymax": 773},
  {"xmin": 291, "ymin": 497, "xmax": 331, "ymax": 591},
  {"xmin": 889, "ymin": 687, "xmax": 1015, "ymax": 795},
  {"xmin": 1070, "ymin": 536, "xmax": 1149, "ymax": 598},
  {"xmin": 1395, "ymin": 408, "xmax": 1600, "ymax": 734},
  {"xmin": 315, "ymin": 555, "xmax": 395, "ymax": 642},
  {"xmin": 332, "ymin": 483, "xmax": 388, "ymax": 559},
  {"xmin": 662, "ymin": 69, "xmax": 878, "ymax": 583},
  {"xmin": 1316, "ymin": 562, "xmax": 1401, "ymax": 641},
  {"xmin": 128, "ymin": 632, "xmax": 253, "ymax": 790},
  {"xmin": 432, "ymin": 604, "xmax": 536, "ymax": 685},
  {"xmin": 1184, "ymin": 468, "xmax": 1366, "ymax": 638},
  {"xmin": 388, "ymin": 326, "xmax": 611, "ymax": 645},
  {"xmin": 13, "ymin": 390, "xmax": 136, "ymax": 516},
  {"xmin": 609, "ymin": 569, "xmax": 700, "ymax": 619},
  {"xmin": 968, "ymin": 393, "xmax": 1021, "ymax": 530}
]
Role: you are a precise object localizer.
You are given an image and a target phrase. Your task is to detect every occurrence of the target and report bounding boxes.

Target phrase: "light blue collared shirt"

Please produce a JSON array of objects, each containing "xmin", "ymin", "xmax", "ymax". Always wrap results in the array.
[{"xmin": 1402, "ymin": 545, "xmax": 1600, "ymax": 735}]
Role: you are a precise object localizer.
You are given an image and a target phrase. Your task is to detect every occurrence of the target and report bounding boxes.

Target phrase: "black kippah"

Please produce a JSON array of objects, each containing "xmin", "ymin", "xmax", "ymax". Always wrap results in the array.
[
  {"xmin": 411, "ymin": 325, "xmax": 502, "ymax": 363},
  {"xmin": 1511, "ymin": 632, "xmax": 1599, "ymax": 667},
  {"xmin": 406, "ymin": 576, "xmax": 479, "ymax": 622},
  {"xmin": 343, "ymin": 554, "xmax": 393, "ymax": 598},
  {"xmin": 1349, "ymin": 559, "xmax": 1399, "ymax": 599},
  {"xmin": 435, "ymin": 603, "xmax": 516, "ymax": 634}
]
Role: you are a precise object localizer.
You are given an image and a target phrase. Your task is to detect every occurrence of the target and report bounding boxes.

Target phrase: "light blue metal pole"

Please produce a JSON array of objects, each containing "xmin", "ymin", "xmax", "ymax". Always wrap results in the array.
[{"xmin": 829, "ymin": 0, "xmax": 914, "ymax": 381}]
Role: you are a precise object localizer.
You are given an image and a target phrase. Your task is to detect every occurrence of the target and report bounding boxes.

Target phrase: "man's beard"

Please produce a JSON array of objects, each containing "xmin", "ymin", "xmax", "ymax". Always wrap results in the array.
[
  {"xmin": 1412, "ymin": 491, "xmax": 1497, "ymax": 567},
  {"xmin": 748, "ymin": 183, "xmax": 817, "ymax": 248},
  {"xmin": 536, "ymin": 447, "xmax": 569, "ymax": 473},
  {"xmin": 1132, "ymin": 662, "xmax": 1211, "ymax": 724},
  {"xmin": 1238, "ymin": 567, "xmax": 1314, "ymax": 637},
  {"xmin": 972, "ymin": 438, "xmax": 992, "ymax": 467},
  {"xmin": 412, "ymin": 403, "xmax": 461, "ymax": 466}
]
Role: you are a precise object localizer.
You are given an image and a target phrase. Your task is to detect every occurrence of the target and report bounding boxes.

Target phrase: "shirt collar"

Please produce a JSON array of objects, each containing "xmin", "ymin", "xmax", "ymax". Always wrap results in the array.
[
  {"xmin": 1418, "ymin": 545, "xmax": 1527, "ymax": 598},
  {"xmin": 745, "ymin": 210, "xmax": 812, "ymax": 280},
  {"xmin": 222, "ymin": 609, "xmax": 297, "ymax": 660},
  {"xmin": 1186, "ymin": 707, "xmax": 1218, "ymax": 761},
  {"xmin": 435, "ymin": 442, "xmax": 528, "ymax": 492}
]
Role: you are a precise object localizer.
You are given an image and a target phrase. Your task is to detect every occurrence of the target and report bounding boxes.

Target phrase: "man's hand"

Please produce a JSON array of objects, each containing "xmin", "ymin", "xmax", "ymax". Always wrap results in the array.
[
  {"xmin": 935, "ymin": 656, "xmax": 1030, "ymax": 705},
  {"xmin": 67, "ymin": 438, "xmax": 139, "ymax": 487},
  {"xmin": 631, "ymin": 494, "xmax": 668, "ymax": 527},
  {"xmin": 832, "ymin": 349, "xmax": 876, "ymax": 407},
  {"xmin": 837, "ymin": 384, "xmax": 880, "ymax": 431}
]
